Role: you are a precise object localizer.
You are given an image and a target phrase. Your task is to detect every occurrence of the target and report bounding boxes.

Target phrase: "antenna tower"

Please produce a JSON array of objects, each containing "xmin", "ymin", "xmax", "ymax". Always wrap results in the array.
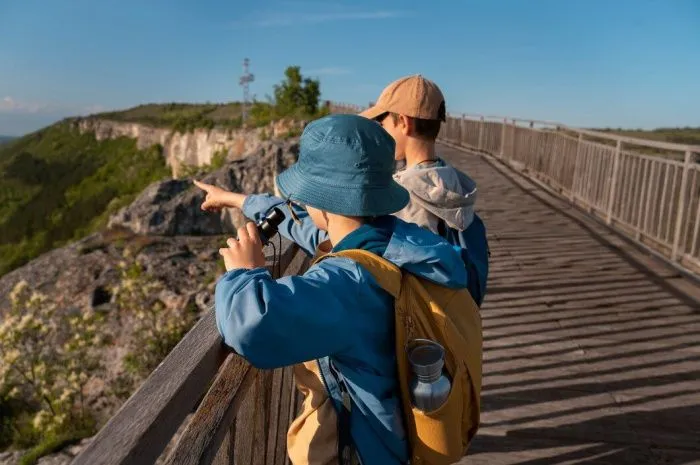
[{"xmin": 239, "ymin": 58, "xmax": 255, "ymax": 123}]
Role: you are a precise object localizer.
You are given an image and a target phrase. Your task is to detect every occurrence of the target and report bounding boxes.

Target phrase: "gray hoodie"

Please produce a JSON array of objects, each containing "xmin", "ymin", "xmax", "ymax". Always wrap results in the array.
[{"xmin": 393, "ymin": 159, "xmax": 478, "ymax": 233}]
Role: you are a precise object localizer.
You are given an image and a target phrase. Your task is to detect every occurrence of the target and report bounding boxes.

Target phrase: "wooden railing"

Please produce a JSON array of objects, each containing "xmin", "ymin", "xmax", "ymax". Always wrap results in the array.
[
  {"xmin": 73, "ymin": 238, "xmax": 308, "ymax": 465},
  {"xmin": 330, "ymin": 101, "xmax": 700, "ymax": 274},
  {"xmin": 439, "ymin": 114, "xmax": 700, "ymax": 275}
]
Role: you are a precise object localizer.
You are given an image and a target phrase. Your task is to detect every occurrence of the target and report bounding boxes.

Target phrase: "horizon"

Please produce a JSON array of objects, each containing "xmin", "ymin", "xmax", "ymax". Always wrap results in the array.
[
  {"xmin": 1, "ymin": 0, "xmax": 699, "ymax": 136},
  {"xmin": 3, "ymin": 99, "xmax": 700, "ymax": 140}
]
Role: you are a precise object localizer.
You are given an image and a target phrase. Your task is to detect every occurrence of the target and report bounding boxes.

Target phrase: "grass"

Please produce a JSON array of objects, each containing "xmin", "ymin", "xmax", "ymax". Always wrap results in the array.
[
  {"xmin": 94, "ymin": 102, "xmax": 244, "ymax": 133},
  {"xmin": 18, "ymin": 429, "xmax": 92, "ymax": 465},
  {"xmin": 89, "ymin": 100, "xmax": 327, "ymax": 133}
]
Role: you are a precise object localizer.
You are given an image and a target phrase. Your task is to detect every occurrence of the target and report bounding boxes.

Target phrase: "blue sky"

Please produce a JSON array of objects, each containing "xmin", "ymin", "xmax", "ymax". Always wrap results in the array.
[{"xmin": 0, "ymin": 0, "xmax": 698, "ymax": 135}]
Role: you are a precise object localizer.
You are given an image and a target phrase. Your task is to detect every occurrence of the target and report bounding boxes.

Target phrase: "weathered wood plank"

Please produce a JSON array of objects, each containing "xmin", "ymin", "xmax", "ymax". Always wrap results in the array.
[
  {"xmin": 233, "ymin": 373, "xmax": 257, "ymax": 465},
  {"xmin": 162, "ymin": 353, "xmax": 257, "ymax": 465},
  {"xmin": 212, "ymin": 428, "xmax": 235, "ymax": 465},
  {"xmin": 264, "ymin": 368, "xmax": 285, "ymax": 465},
  {"xmin": 274, "ymin": 366, "xmax": 293, "ymax": 465},
  {"xmin": 252, "ymin": 370, "xmax": 273, "ymax": 465}
]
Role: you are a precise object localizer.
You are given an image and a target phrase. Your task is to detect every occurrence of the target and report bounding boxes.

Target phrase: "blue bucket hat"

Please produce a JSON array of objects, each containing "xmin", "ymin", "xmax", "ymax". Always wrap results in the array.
[{"xmin": 276, "ymin": 114, "xmax": 410, "ymax": 216}]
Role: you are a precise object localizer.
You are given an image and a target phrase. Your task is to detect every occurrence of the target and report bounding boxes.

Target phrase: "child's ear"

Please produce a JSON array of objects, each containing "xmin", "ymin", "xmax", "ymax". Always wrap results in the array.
[{"xmin": 400, "ymin": 114, "xmax": 413, "ymax": 136}]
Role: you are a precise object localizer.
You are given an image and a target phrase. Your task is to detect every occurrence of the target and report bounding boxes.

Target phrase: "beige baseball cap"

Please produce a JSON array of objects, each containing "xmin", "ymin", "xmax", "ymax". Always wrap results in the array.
[{"xmin": 360, "ymin": 74, "xmax": 446, "ymax": 122}]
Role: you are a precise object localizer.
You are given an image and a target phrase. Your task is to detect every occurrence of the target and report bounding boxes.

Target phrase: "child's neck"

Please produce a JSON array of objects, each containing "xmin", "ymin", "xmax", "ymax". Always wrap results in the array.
[
  {"xmin": 404, "ymin": 139, "xmax": 437, "ymax": 168},
  {"xmin": 327, "ymin": 215, "xmax": 366, "ymax": 247}
]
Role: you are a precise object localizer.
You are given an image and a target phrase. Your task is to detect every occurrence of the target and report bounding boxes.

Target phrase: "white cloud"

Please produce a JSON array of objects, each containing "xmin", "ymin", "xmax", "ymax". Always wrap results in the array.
[
  {"xmin": 0, "ymin": 96, "xmax": 49, "ymax": 113},
  {"xmin": 233, "ymin": 9, "xmax": 409, "ymax": 28},
  {"xmin": 0, "ymin": 96, "xmax": 105, "ymax": 116},
  {"xmin": 305, "ymin": 67, "xmax": 352, "ymax": 76},
  {"xmin": 81, "ymin": 104, "xmax": 106, "ymax": 114}
]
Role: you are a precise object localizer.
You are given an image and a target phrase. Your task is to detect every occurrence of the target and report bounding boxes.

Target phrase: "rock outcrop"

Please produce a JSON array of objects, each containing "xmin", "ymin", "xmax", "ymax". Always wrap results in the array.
[
  {"xmin": 0, "ymin": 137, "xmax": 300, "ymax": 313},
  {"xmin": 107, "ymin": 140, "xmax": 298, "ymax": 235},
  {"xmin": 74, "ymin": 118, "xmax": 304, "ymax": 177}
]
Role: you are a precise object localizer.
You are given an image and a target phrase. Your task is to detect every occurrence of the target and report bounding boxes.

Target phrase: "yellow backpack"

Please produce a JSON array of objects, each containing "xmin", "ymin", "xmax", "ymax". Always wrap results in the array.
[{"xmin": 316, "ymin": 249, "xmax": 483, "ymax": 465}]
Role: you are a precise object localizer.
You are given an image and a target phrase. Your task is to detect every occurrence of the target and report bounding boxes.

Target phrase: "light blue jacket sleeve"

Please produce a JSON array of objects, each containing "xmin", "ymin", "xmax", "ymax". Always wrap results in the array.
[
  {"xmin": 448, "ymin": 215, "xmax": 489, "ymax": 306},
  {"xmin": 214, "ymin": 258, "xmax": 384, "ymax": 369},
  {"xmin": 242, "ymin": 194, "xmax": 328, "ymax": 256}
]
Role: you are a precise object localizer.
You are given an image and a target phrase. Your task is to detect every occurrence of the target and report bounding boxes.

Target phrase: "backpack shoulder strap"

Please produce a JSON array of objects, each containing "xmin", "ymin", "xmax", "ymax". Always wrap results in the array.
[
  {"xmin": 312, "ymin": 249, "xmax": 402, "ymax": 464},
  {"xmin": 314, "ymin": 249, "xmax": 402, "ymax": 299}
]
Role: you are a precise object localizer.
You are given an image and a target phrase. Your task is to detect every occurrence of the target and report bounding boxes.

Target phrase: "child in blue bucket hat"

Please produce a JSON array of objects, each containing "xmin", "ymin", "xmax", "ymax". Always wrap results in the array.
[{"xmin": 198, "ymin": 114, "xmax": 469, "ymax": 465}]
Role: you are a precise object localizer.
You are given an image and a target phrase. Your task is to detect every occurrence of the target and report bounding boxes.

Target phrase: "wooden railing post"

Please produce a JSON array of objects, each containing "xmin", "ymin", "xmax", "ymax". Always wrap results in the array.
[
  {"xmin": 606, "ymin": 140, "xmax": 623, "ymax": 224},
  {"xmin": 499, "ymin": 118, "xmax": 507, "ymax": 158},
  {"xmin": 672, "ymin": 150, "xmax": 693, "ymax": 261},
  {"xmin": 461, "ymin": 114, "xmax": 466, "ymax": 146},
  {"xmin": 570, "ymin": 133, "xmax": 583, "ymax": 202},
  {"xmin": 477, "ymin": 116, "xmax": 485, "ymax": 151},
  {"xmin": 510, "ymin": 120, "xmax": 518, "ymax": 161}
]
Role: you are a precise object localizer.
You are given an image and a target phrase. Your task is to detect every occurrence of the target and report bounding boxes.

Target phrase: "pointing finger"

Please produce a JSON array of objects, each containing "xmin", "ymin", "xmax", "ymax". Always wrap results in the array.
[{"xmin": 193, "ymin": 180, "xmax": 210, "ymax": 191}]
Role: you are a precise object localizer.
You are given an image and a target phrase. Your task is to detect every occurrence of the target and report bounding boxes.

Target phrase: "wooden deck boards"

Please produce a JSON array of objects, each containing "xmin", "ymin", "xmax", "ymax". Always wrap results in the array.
[{"xmin": 440, "ymin": 145, "xmax": 700, "ymax": 465}]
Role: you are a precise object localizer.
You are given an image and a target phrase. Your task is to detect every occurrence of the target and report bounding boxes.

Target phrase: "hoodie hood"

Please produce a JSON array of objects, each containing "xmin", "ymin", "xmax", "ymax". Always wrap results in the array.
[
  {"xmin": 393, "ymin": 161, "xmax": 477, "ymax": 231},
  {"xmin": 382, "ymin": 217, "xmax": 467, "ymax": 289}
]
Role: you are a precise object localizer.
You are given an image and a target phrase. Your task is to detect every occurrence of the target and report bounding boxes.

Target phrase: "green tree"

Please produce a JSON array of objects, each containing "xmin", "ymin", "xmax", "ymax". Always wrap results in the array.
[{"xmin": 273, "ymin": 66, "xmax": 321, "ymax": 116}]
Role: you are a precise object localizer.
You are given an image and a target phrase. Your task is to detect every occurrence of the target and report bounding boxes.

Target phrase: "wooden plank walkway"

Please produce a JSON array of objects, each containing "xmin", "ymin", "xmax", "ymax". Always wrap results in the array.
[{"xmin": 440, "ymin": 145, "xmax": 700, "ymax": 465}]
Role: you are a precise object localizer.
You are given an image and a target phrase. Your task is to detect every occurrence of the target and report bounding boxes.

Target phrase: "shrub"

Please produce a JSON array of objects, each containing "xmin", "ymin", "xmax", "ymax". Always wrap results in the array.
[
  {"xmin": 112, "ymin": 262, "xmax": 197, "ymax": 385},
  {"xmin": 0, "ymin": 281, "xmax": 105, "ymax": 450}
]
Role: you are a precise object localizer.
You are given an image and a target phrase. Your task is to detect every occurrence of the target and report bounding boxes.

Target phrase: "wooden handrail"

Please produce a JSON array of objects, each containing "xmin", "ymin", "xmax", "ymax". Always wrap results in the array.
[
  {"xmin": 163, "ymin": 354, "xmax": 258, "ymax": 465},
  {"xmin": 163, "ymin": 248, "xmax": 311, "ymax": 465}
]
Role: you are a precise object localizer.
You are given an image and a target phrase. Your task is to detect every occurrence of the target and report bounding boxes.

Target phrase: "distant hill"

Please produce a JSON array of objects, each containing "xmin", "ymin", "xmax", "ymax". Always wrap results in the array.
[
  {"xmin": 0, "ymin": 102, "xmax": 266, "ymax": 276},
  {"xmin": 95, "ymin": 102, "xmax": 245, "ymax": 132},
  {"xmin": 0, "ymin": 119, "xmax": 170, "ymax": 276},
  {"xmin": 592, "ymin": 126, "xmax": 700, "ymax": 147},
  {"xmin": 0, "ymin": 135, "xmax": 16, "ymax": 145}
]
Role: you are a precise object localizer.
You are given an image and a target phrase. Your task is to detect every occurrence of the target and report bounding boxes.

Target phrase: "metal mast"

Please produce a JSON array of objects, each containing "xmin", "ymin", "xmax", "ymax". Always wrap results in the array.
[{"xmin": 239, "ymin": 58, "xmax": 255, "ymax": 123}]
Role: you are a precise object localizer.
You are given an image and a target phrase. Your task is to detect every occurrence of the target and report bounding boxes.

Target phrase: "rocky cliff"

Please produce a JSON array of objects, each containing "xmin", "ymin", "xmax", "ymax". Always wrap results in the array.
[
  {"xmin": 74, "ymin": 118, "xmax": 304, "ymax": 177},
  {"xmin": 0, "ymin": 137, "xmax": 299, "ymax": 465},
  {"xmin": 106, "ymin": 139, "xmax": 298, "ymax": 235}
]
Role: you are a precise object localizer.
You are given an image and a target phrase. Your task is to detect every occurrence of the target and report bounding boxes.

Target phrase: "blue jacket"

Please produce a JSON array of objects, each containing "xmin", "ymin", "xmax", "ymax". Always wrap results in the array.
[{"xmin": 215, "ymin": 194, "xmax": 469, "ymax": 464}]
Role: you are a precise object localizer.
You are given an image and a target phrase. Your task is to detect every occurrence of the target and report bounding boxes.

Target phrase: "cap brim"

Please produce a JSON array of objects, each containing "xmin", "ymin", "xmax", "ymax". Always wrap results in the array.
[{"xmin": 359, "ymin": 105, "xmax": 387, "ymax": 121}]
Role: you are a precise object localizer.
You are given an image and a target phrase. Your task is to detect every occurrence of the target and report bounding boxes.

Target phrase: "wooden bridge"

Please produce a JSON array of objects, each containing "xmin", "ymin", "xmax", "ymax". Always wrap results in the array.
[{"xmin": 73, "ymin": 112, "xmax": 700, "ymax": 464}]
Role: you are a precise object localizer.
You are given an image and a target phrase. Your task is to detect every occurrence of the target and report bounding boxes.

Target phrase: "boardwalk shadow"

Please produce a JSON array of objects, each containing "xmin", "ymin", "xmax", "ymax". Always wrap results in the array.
[{"xmin": 470, "ymin": 403, "xmax": 700, "ymax": 464}]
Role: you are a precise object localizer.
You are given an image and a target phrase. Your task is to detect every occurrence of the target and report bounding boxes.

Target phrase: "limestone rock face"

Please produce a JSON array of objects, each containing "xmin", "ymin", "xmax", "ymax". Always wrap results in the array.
[
  {"xmin": 75, "ymin": 118, "xmax": 304, "ymax": 177},
  {"xmin": 106, "ymin": 140, "xmax": 298, "ymax": 235}
]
